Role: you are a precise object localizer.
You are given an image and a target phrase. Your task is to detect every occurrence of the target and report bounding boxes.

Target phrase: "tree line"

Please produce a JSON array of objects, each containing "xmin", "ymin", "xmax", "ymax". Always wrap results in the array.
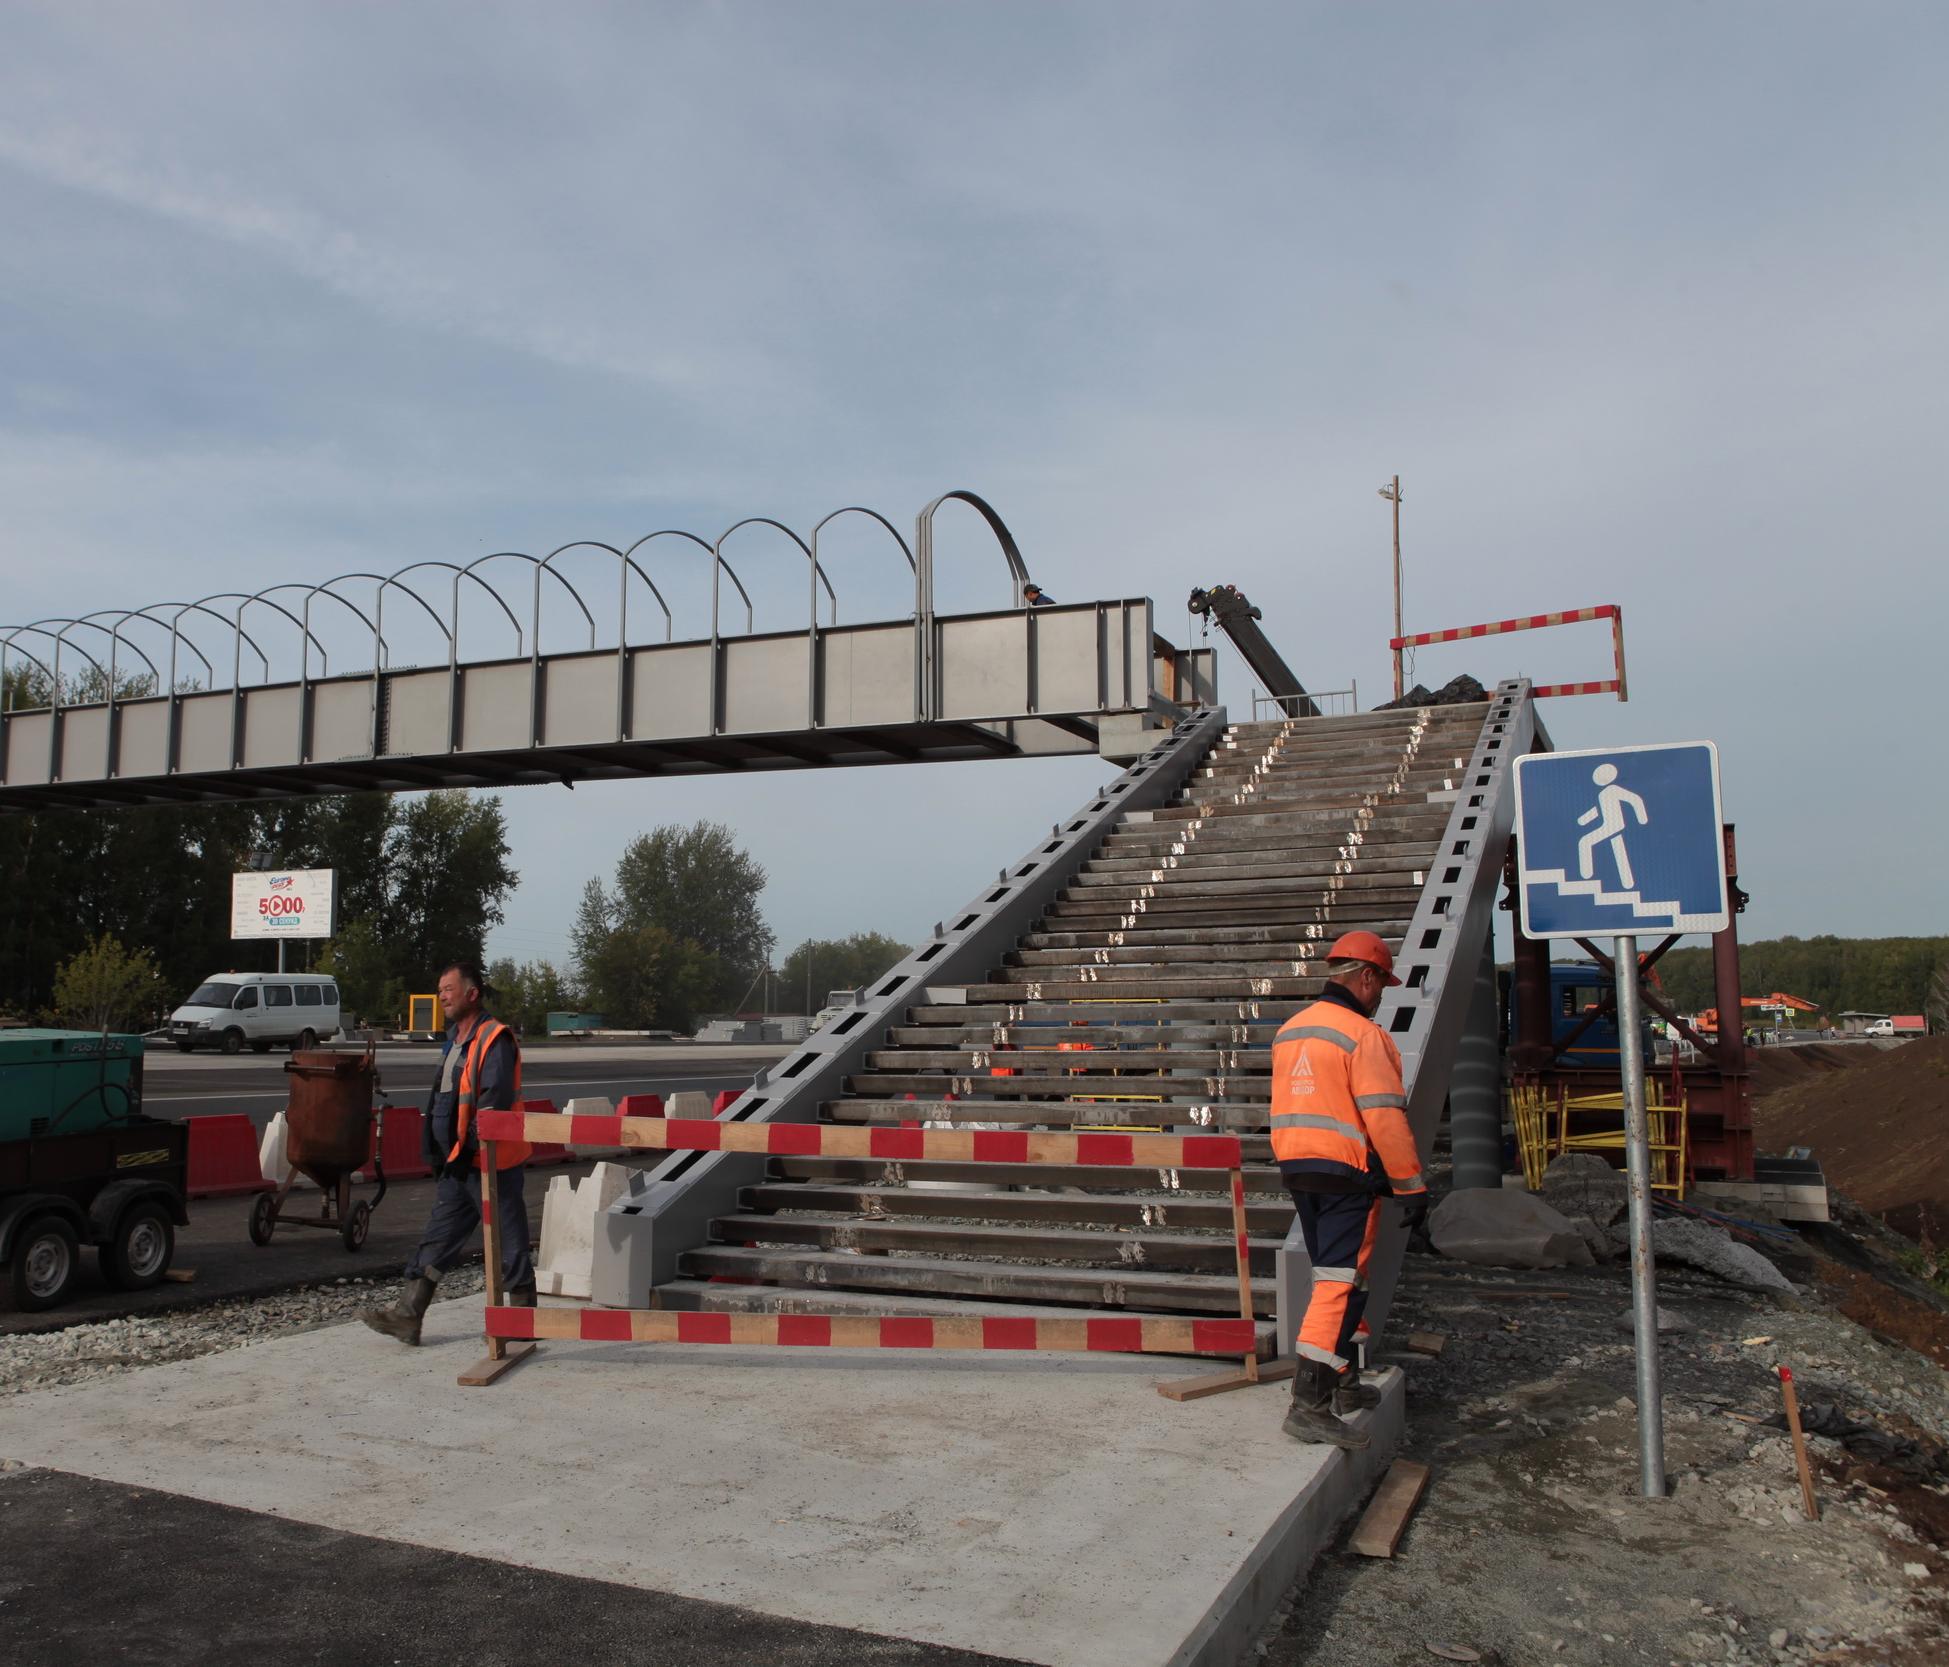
[{"xmin": 1654, "ymin": 934, "xmax": 1949, "ymax": 1022}]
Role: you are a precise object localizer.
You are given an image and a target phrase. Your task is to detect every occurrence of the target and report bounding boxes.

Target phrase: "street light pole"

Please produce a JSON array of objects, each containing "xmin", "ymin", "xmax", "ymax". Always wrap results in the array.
[{"xmin": 1379, "ymin": 475, "xmax": 1404, "ymax": 701}]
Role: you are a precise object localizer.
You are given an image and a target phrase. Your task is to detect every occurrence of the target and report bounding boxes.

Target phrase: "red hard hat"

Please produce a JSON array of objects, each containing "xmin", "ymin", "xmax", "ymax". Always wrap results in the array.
[{"xmin": 1327, "ymin": 929, "xmax": 1400, "ymax": 986}]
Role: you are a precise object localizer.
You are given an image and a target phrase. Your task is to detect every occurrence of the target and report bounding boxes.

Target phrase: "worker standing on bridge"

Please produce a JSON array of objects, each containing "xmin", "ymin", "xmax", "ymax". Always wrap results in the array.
[
  {"xmin": 1022, "ymin": 582, "xmax": 1055, "ymax": 606},
  {"xmin": 1270, "ymin": 930, "xmax": 1428, "ymax": 1449},
  {"xmin": 362, "ymin": 961, "xmax": 535, "ymax": 1345}
]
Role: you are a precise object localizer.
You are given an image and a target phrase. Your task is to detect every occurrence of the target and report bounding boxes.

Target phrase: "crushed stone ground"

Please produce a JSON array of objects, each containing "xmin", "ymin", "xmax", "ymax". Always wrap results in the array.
[{"xmin": 1258, "ymin": 1202, "xmax": 1949, "ymax": 1667}]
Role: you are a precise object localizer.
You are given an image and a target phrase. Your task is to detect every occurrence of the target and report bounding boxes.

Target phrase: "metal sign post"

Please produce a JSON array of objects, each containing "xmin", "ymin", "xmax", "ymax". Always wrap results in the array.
[
  {"xmin": 1513, "ymin": 741, "xmax": 1730, "ymax": 1501},
  {"xmin": 1611, "ymin": 930, "xmax": 1665, "ymax": 1496}
]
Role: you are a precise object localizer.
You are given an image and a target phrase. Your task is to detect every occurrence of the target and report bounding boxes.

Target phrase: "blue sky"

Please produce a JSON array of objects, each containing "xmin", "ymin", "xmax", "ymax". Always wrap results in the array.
[{"xmin": 3, "ymin": 2, "xmax": 1939, "ymax": 972}]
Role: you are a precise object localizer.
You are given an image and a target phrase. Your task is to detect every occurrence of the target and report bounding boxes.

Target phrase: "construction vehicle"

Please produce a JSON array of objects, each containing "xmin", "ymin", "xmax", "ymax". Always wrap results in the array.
[
  {"xmin": 0, "ymin": 1029, "xmax": 188, "ymax": 1311},
  {"xmin": 1186, "ymin": 585, "xmax": 1320, "ymax": 717}
]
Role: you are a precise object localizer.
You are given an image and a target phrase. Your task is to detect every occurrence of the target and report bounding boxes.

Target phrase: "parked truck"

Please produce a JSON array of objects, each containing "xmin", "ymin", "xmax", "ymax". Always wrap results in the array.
[{"xmin": 0, "ymin": 1029, "xmax": 188, "ymax": 1311}]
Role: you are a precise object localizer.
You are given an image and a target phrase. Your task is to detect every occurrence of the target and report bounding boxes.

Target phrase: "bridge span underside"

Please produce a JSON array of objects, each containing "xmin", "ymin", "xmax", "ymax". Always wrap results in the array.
[{"xmin": 0, "ymin": 599, "xmax": 1213, "ymax": 811}]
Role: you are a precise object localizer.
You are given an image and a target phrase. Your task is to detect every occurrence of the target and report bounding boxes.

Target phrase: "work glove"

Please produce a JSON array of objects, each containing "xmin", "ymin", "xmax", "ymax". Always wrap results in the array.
[
  {"xmin": 1394, "ymin": 1194, "xmax": 1430, "ymax": 1234},
  {"xmin": 437, "ymin": 1141, "xmax": 478, "ymax": 1181}
]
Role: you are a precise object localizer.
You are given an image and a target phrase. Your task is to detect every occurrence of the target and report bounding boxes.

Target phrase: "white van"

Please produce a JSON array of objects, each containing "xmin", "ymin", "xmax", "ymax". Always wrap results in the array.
[
  {"xmin": 1864, "ymin": 1018, "xmax": 1896, "ymax": 1038},
  {"xmin": 167, "ymin": 973, "xmax": 342, "ymax": 1055}
]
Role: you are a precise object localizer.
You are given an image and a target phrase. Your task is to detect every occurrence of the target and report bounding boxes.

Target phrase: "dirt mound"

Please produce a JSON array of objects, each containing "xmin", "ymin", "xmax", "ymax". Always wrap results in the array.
[
  {"xmin": 1755, "ymin": 1036, "xmax": 1949, "ymax": 1238},
  {"xmin": 1747, "ymin": 1040, "xmax": 1873, "ymax": 1095}
]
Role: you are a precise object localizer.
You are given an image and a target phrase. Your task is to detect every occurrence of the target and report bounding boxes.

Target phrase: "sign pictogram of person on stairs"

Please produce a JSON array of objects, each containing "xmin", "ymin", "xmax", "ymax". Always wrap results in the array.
[{"xmin": 1575, "ymin": 763, "xmax": 1648, "ymax": 892}]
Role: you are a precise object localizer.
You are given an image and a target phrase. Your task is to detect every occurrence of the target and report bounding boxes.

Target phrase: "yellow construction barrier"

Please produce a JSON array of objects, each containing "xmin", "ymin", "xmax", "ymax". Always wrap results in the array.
[{"xmin": 1510, "ymin": 1077, "xmax": 1689, "ymax": 1200}]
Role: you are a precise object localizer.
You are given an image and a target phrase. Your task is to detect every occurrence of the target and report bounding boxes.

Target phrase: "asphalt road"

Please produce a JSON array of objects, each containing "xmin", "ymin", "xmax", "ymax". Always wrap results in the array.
[
  {"xmin": 139, "ymin": 1041, "xmax": 788, "ymax": 1128},
  {"xmin": 0, "ymin": 1468, "xmax": 1030, "ymax": 1667}
]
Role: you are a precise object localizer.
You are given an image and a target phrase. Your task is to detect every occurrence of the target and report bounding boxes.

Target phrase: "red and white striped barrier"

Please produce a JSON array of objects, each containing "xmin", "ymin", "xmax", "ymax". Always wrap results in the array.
[
  {"xmin": 484, "ymin": 1306, "xmax": 1257, "ymax": 1357},
  {"xmin": 461, "ymin": 1110, "xmax": 1262, "ymax": 1384},
  {"xmin": 1389, "ymin": 603, "xmax": 1627, "ymax": 702},
  {"xmin": 474, "ymin": 1107, "xmax": 1244, "ymax": 1171}
]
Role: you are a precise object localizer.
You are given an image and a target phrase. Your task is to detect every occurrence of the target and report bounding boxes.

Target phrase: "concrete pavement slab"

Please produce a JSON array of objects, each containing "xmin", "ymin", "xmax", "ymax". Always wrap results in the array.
[{"xmin": 0, "ymin": 1295, "xmax": 1401, "ymax": 1667}]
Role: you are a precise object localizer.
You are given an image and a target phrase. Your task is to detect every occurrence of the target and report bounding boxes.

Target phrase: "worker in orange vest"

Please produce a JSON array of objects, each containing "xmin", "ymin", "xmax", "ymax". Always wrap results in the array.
[
  {"xmin": 363, "ymin": 960, "xmax": 535, "ymax": 1345},
  {"xmin": 1271, "ymin": 930, "xmax": 1428, "ymax": 1449}
]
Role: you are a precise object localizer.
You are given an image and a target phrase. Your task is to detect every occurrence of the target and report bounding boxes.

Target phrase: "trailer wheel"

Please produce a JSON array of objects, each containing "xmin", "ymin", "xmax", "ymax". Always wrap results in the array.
[
  {"xmin": 220, "ymin": 1029, "xmax": 244, "ymax": 1056},
  {"xmin": 248, "ymin": 1192, "xmax": 278, "ymax": 1247},
  {"xmin": 102, "ymin": 1201, "xmax": 174, "ymax": 1291},
  {"xmin": 6, "ymin": 1216, "xmax": 80, "ymax": 1312},
  {"xmin": 341, "ymin": 1199, "xmax": 371, "ymax": 1252}
]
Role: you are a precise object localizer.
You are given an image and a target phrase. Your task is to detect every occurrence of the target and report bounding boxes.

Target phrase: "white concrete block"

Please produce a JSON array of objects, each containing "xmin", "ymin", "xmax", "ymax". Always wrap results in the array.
[
  {"xmin": 667, "ymin": 1090, "xmax": 711, "ymax": 1119},
  {"xmin": 258, "ymin": 1110, "xmax": 309, "ymax": 1189},
  {"xmin": 533, "ymin": 1160, "xmax": 633, "ymax": 1299}
]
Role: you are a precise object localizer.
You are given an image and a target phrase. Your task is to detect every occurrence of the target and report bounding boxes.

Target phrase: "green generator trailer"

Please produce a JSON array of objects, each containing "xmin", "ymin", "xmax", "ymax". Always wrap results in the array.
[{"xmin": 0, "ymin": 1029, "xmax": 189, "ymax": 1311}]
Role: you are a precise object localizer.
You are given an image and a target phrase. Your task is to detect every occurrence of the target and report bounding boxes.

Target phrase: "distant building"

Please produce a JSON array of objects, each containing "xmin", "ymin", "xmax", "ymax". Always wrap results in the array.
[{"xmin": 1835, "ymin": 1011, "xmax": 1890, "ymax": 1036}]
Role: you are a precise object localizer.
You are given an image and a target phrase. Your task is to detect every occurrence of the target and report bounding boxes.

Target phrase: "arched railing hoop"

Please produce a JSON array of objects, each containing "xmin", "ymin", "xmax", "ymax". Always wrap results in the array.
[
  {"xmin": 181, "ymin": 596, "xmax": 273, "ymax": 702},
  {"xmin": 914, "ymin": 489, "xmax": 1031, "ymax": 616},
  {"xmin": 0, "ymin": 628, "xmax": 58, "ymax": 711},
  {"xmin": 296, "ymin": 577, "xmax": 388, "ymax": 679},
  {"xmin": 711, "ymin": 517, "xmax": 830, "ymax": 640},
  {"xmin": 235, "ymin": 586, "xmax": 334, "ymax": 687},
  {"xmin": 62, "ymin": 613, "xmax": 162, "ymax": 704},
  {"xmin": 374, "ymin": 563, "xmax": 488, "ymax": 673},
  {"xmin": 812, "ymin": 507, "xmax": 917, "ymax": 624},
  {"xmin": 453, "ymin": 553, "xmax": 593, "ymax": 665},
  {"xmin": 11, "ymin": 619, "xmax": 109, "ymax": 712},
  {"xmin": 533, "ymin": 544, "xmax": 620, "ymax": 657}
]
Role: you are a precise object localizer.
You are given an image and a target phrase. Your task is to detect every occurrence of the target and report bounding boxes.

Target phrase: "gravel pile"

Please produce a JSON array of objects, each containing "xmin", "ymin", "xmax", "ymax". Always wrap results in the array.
[{"xmin": 0, "ymin": 1267, "xmax": 487, "ymax": 1398}]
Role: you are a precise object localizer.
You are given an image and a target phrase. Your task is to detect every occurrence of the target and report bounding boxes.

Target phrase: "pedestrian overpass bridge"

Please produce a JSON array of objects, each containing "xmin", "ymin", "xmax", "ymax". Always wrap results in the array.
[{"xmin": 0, "ymin": 491, "xmax": 1213, "ymax": 812}]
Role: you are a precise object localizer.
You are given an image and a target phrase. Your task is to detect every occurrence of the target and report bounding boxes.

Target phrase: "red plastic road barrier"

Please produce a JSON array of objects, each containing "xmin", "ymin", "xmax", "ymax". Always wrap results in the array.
[
  {"xmin": 485, "ymin": 1305, "xmax": 1257, "ymax": 1357},
  {"xmin": 711, "ymin": 1089, "xmax": 740, "ymax": 1114},
  {"xmin": 475, "ymin": 1107, "xmax": 1242, "ymax": 1171},
  {"xmin": 360, "ymin": 1105, "xmax": 431, "ymax": 1181},
  {"xmin": 185, "ymin": 1113, "xmax": 275, "ymax": 1197},
  {"xmin": 616, "ymin": 1094, "xmax": 666, "ymax": 1119}
]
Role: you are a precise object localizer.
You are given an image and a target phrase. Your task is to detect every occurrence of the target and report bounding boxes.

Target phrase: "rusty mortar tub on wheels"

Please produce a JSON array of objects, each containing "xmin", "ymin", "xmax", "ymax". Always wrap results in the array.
[{"xmin": 248, "ymin": 1044, "xmax": 389, "ymax": 1252}]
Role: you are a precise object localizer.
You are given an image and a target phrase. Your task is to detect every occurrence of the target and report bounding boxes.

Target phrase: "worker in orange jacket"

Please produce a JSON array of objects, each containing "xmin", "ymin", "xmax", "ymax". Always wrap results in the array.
[
  {"xmin": 1271, "ymin": 930, "xmax": 1428, "ymax": 1449},
  {"xmin": 363, "ymin": 960, "xmax": 535, "ymax": 1345}
]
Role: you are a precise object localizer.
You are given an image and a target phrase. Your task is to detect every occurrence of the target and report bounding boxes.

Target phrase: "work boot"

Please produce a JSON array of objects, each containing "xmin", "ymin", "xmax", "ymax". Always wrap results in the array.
[
  {"xmin": 1281, "ymin": 1360, "xmax": 1372, "ymax": 1451},
  {"xmin": 1333, "ymin": 1364, "xmax": 1383, "ymax": 1414},
  {"xmin": 361, "ymin": 1275, "xmax": 437, "ymax": 1345},
  {"xmin": 506, "ymin": 1284, "xmax": 537, "ymax": 1308}
]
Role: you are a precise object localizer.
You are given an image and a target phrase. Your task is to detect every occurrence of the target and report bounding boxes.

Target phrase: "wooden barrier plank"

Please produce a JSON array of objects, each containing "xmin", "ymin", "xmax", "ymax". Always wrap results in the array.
[
  {"xmin": 483, "ymin": 1305, "xmax": 1258, "ymax": 1357},
  {"xmin": 1349, "ymin": 1460, "xmax": 1431, "ymax": 1558}
]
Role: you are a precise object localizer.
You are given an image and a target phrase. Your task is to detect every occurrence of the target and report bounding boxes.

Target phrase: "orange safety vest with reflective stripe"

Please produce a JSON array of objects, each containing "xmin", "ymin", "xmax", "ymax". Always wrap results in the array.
[
  {"xmin": 1269, "ymin": 993, "xmax": 1425, "ymax": 1196},
  {"xmin": 449, "ymin": 1015, "xmax": 532, "ymax": 1171}
]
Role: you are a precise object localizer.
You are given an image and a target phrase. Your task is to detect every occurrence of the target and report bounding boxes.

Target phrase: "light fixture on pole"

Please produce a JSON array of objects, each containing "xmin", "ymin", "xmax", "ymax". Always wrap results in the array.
[{"xmin": 1378, "ymin": 476, "xmax": 1403, "ymax": 701}]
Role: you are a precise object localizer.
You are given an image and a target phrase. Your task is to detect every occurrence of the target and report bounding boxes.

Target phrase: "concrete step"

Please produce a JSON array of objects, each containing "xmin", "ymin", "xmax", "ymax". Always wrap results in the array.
[
  {"xmin": 825, "ymin": 1098, "xmax": 1272, "ymax": 1131},
  {"xmin": 766, "ymin": 1155, "xmax": 1288, "ymax": 1192},
  {"xmin": 741, "ymin": 1182, "xmax": 1294, "ymax": 1232},
  {"xmin": 866, "ymin": 1049, "xmax": 1269, "ymax": 1073},
  {"xmin": 675, "ymin": 1243, "xmax": 1276, "ymax": 1316},
  {"xmin": 848, "ymin": 1072, "xmax": 1273, "ymax": 1102}
]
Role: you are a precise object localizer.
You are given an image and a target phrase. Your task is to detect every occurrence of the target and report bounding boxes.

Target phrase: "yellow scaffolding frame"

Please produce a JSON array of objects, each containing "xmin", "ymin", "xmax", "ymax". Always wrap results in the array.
[{"xmin": 1510, "ymin": 1076, "xmax": 1689, "ymax": 1200}]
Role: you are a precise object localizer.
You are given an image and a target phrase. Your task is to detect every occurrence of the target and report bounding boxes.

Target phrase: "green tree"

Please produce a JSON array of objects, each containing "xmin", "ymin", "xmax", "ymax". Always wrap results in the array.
[
  {"xmin": 578, "ymin": 923, "xmax": 721, "ymax": 1032},
  {"xmin": 318, "ymin": 918, "xmax": 402, "ymax": 1029},
  {"xmin": 487, "ymin": 957, "xmax": 578, "ymax": 1036},
  {"xmin": 1928, "ymin": 961, "xmax": 1949, "ymax": 1035},
  {"xmin": 778, "ymin": 932, "xmax": 912, "ymax": 1014},
  {"xmin": 610, "ymin": 821, "xmax": 774, "ymax": 1001},
  {"xmin": 1654, "ymin": 935, "xmax": 1949, "ymax": 1019},
  {"xmin": 381, "ymin": 792, "xmax": 519, "ymax": 984},
  {"xmin": 52, "ymin": 933, "xmax": 165, "ymax": 1032}
]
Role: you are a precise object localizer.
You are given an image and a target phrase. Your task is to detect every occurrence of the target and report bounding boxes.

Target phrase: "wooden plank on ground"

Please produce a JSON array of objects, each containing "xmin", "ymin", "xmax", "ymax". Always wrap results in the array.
[
  {"xmin": 1406, "ymin": 1331, "xmax": 1446, "ymax": 1356},
  {"xmin": 456, "ymin": 1340, "xmax": 537, "ymax": 1388},
  {"xmin": 161, "ymin": 1268, "xmax": 196, "ymax": 1284},
  {"xmin": 1156, "ymin": 1357, "xmax": 1297, "ymax": 1402},
  {"xmin": 1349, "ymin": 1459, "xmax": 1431, "ymax": 1558}
]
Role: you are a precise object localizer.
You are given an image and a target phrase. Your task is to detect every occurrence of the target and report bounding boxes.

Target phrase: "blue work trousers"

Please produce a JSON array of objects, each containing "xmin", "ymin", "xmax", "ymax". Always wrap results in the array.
[
  {"xmin": 1286, "ymin": 1185, "xmax": 1380, "ymax": 1370},
  {"xmin": 405, "ymin": 1164, "xmax": 534, "ymax": 1290}
]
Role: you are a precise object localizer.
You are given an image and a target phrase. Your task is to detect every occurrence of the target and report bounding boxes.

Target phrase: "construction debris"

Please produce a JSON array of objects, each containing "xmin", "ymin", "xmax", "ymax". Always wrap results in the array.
[
  {"xmin": 1427, "ymin": 1187, "xmax": 1595, "ymax": 1270},
  {"xmin": 1538, "ymin": 1152, "xmax": 1629, "ymax": 1226},
  {"xmin": 1647, "ymin": 1216, "xmax": 1797, "ymax": 1293},
  {"xmin": 1374, "ymin": 673, "xmax": 1489, "ymax": 710}
]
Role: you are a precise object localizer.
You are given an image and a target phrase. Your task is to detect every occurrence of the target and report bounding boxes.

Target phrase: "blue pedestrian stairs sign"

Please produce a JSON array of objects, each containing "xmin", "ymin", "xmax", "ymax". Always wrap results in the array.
[{"xmin": 1514, "ymin": 742, "xmax": 1729, "ymax": 938}]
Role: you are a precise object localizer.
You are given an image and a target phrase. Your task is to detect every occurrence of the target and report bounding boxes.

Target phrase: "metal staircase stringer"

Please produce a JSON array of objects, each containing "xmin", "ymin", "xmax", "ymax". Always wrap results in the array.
[
  {"xmin": 1273, "ymin": 679, "xmax": 1541, "ymax": 1355},
  {"xmin": 590, "ymin": 703, "xmax": 1232, "ymax": 1308}
]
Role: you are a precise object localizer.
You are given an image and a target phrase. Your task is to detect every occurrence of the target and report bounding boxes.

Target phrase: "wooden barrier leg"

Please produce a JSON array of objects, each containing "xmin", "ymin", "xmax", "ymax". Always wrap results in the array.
[
  {"xmin": 459, "ymin": 1138, "xmax": 536, "ymax": 1387},
  {"xmin": 1157, "ymin": 1165, "xmax": 1289, "ymax": 1401}
]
